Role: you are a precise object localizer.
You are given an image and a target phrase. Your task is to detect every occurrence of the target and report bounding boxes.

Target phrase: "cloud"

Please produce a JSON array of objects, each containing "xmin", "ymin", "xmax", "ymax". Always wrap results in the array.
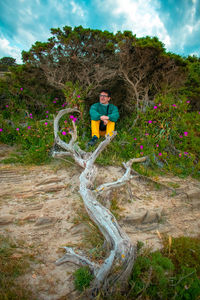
[
  {"xmin": 0, "ymin": 37, "xmax": 22, "ymax": 62},
  {"xmin": 94, "ymin": 0, "xmax": 171, "ymax": 49}
]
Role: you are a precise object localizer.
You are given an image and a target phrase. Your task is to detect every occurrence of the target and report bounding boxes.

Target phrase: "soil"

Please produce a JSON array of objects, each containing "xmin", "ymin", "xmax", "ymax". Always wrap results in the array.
[{"xmin": 0, "ymin": 144, "xmax": 200, "ymax": 300}]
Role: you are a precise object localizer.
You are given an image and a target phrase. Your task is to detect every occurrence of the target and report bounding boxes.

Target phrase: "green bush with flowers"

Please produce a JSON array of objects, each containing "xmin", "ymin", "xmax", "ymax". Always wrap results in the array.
[{"xmin": 0, "ymin": 83, "xmax": 199, "ymax": 178}]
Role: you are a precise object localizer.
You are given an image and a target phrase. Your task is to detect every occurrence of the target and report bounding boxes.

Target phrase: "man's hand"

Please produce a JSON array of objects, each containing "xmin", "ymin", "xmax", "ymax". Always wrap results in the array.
[{"xmin": 100, "ymin": 115, "xmax": 109, "ymax": 121}]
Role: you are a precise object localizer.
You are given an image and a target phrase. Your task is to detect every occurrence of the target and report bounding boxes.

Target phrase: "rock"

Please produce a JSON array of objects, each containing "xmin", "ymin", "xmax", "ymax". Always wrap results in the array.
[
  {"xmin": 35, "ymin": 217, "xmax": 56, "ymax": 226},
  {"xmin": 0, "ymin": 215, "xmax": 14, "ymax": 225},
  {"xmin": 143, "ymin": 208, "xmax": 163, "ymax": 224},
  {"xmin": 187, "ymin": 189, "xmax": 200, "ymax": 208},
  {"xmin": 122, "ymin": 208, "xmax": 163, "ymax": 226}
]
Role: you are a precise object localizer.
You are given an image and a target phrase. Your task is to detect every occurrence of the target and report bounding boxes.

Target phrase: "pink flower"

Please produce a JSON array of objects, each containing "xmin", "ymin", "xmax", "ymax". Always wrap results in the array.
[
  {"xmin": 0, "ymin": 128, "xmax": 3, "ymax": 132},
  {"xmin": 20, "ymin": 88, "xmax": 23, "ymax": 91},
  {"xmin": 186, "ymin": 101, "xmax": 190, "ymax": 103},
  {"xmin": 46, "ymin": 111, "xmax": 49, "ymax": 113},
  {"xmin": 140, "ymin": 145, "xmax": 143, "ymax": 149},
  {"xmin": 5, "ymin": 105, "xmax": 9, "ymax": 108},
  {"xmin": 55, "ymin": 97, "xmax": 58, "ymax": 100},
  {"xmin": 53, "ymin": 100, "xmax": 56, "ymax": 103},
  {"xmin": 184, "ymin": 152, "xmax": 188, "ymax": 155},
  {"xmin": 172, "ymin": 104, "xmax": 177, "ymax": 107},
  {"xmin": 134, "ymin": 138, "xmax": 137, "ymax": 140},
  {"xmin": 27, "ymin": 126, "xmax": 31, "ymax": 129},
  {"xmin": 158, "ymin": 103, "xmax": 161, "ymax": 106},
  {"xmin": 153, "ymin": 106, "xmax": 157, "ymax": 109},
  {"xmin": 64, "ymin": 120, "xmax": 67, "ymax": 123},
  {"xmin": 29, "ymin": 113, "xmax": 32, "ymax": 116},
  {"xmin": 179, "ymin": 153, "xmax": 182, "ymax": 157},
  {"xmin": 72, "ymin": 117, "xmax": 77, "ymax": 122},
  {"xmin": 45, "ymin": 122, "xmax": 48, "ymax": 125},
  {"xmin": 62, "ymin": 131, "xmax": 67, "ymax": 135},
  {"xmin": 62, "ymin": 104, "xmax": 65, "ymax": 107},
  {"xmin": 156, "ymin": 144, "xmax": 159, "ymax": 147},
  {"xmin": 46, "ymin": 115, "xmax": 48, "ymax": 118},
  {"xmin": 16, "ymin": 128, "xmax": 19, "ymax": 131},
  {"xmin": 145, "ymin": 133, "xmax": 149, "ymax": 136},
  {"xmin": 140, "ymin": 152, "xmax": 143, "ymax": 155},
  {"xmin": 69, "ymin": 115, "xmax": 74, "ymax": 119},
  {"xmin": 184, "ymin": 132, "xmax": 188, "ymax": 136},
  {"xmin": 148, "ymin": 120, "xmax": 152, "ymax": 123},
  {"xmin": 158, "ymin": 153, "xmax": 162, "ymax": 156},
  {"xmin": 77, "ymin": 95, "xmax": 81, "ymax": 98},
  {"xmin": 179, "ymin": 135, "xmax": 183, "ymax": 138}
]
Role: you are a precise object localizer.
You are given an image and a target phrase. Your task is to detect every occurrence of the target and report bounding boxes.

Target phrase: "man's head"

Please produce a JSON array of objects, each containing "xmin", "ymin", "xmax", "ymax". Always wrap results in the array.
[{"xmin": 99, "ymin": 89, "xmax": 111, "ymax": 105}]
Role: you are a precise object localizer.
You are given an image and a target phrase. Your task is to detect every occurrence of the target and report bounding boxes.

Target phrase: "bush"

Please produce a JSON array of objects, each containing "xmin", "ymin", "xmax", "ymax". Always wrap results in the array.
[{"xmin": 74, "ymin": 266, "xmax": 94, "ymax": 292}]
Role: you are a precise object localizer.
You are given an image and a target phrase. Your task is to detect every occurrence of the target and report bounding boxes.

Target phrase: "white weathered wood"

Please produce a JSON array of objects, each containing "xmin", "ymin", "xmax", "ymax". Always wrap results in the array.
[{"xmin": 52, "ymin": 108, "xmax": 146, "ymax": 294}]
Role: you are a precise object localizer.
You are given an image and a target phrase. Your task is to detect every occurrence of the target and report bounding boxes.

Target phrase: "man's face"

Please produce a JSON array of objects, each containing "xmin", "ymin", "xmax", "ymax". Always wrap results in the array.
[{"xmin": 99, "ymin": 92, "xmax": 110, "ymax": 105}]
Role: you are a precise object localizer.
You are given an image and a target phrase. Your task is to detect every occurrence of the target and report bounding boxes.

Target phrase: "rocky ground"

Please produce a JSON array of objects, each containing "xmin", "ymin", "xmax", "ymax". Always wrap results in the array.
[{"xmin": 0, "ymin": 144, "xmax": 200, "ymax": 300}]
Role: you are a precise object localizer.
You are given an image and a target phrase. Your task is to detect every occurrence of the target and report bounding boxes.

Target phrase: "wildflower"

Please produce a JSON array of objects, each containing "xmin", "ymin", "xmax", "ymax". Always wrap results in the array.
[
  {"xmin": 64, "ymin": 120, "xmax": 67, "ymax": 123},
  {"xmin": 27, "ymin": 126, "xmax": 31, "ymax": 129},
  {"xmin": 158, "ymin": 103, "xmax": 161, "ymax": 106},
  {"xmin": 46, "ymin": 111, "xmax": 49, "ymax": 113},
  {"xmin": 184, "ymin": 152, "xmax": 188, "ymax": 155},
  {"xmin": 134, "ymin": 138, "xmax": 137, "ymax": 140},
  {"xmin": 5, "ymin": 105, "xmax": 9, "ymax": 108},
  {"xmin": 30, "ymin": 113, "xmax": 32, "ymax": 116},
  {"xmin": 145, "ymin": 133, "xmax": 149, "ymax": 136},
  {"xmin": 45, "ymin": 122, "xmax": 48, "ymax": 125},
  {"xmin": 158, "ymin": 153, "xmax": 162, "ymax": 156},
  {"xmin": 62, "ymin": 131, "xmax": 67, "ymax": 135},
  {"xmin": 77, "ymin": 95, "xmax": 81, "ymax": 98},
  {"xmin": 0, "ymin": 128, "xmax": 3, "ymax": 132},
  {"xmin": 140, "ymin": 152, "xmax": 143, "ymax": 155},
  {"xmin": 16, "ymin": 128, "xmax": 19, "ymax": 131},
  {"xmin": 72, "ymin": 117, "xmax": 77, "ymax": 122},
  {"xmin": 184, "ymin": 132, "xmax": 188, "ymax": 136},
  {"xmin": 153, "ymin": 106, "xmax": 157, "ymax": 109},
  {"xmin": 20, "ymin": 88, "xmax": 23, "ymax": 91},
  {"xmin": 53, "ymin": 100, "xmax": 56, "ymax": 103},
  {"xmin": 179, "ymin": 153, "xmax": 182, "ymax": 157},
  {"xmin": 156, "ymin": 144, "xmax": 159, "ymax": 147},
  {"xmin": 179, "ymin": 135, "xmax": 183, "ymax": 138},
  {"xmin": 140, "ymin": 145, "xmax": 143, "ymax": 150},
  {"xmin": 55, "ymin": 97, "xmax": 58, "ymax": 100},
  {"xmin": 186, "ymin": 101, "xmax": 190, "ymax": 103},
  {"xmin": 46, "ymin": 115, "xmax": 48, "ymax": 118},
  {"xmin": 62, "ymin": 104, "xmax": 65, "ymax": 107},
  {"xmin": 69, "ymin": 115, "xmax": 74, "ymax": 119},
  {"xmin": 172, "ymin": 104, "xmax": 177, "ymax": 107},
  {"xmin": 148, "ymin": 120, "xmax": 152, "ymax": 123}
]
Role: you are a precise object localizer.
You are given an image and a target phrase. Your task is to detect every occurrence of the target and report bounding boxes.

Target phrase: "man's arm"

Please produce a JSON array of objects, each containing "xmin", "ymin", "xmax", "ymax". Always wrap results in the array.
[
  {"xmin": 89, "ymin": 103, "xmax": 101, "ymax": 120},
  {"xmin": 108, "ymin": 105, "xmax": 119, "ymax": 122}
]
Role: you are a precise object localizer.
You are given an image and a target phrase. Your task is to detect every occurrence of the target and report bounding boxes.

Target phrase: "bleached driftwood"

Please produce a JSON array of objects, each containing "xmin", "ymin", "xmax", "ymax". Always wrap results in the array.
[{"xmin": 52, "ymin": 108, "xmax": 146, "ymax": 295}]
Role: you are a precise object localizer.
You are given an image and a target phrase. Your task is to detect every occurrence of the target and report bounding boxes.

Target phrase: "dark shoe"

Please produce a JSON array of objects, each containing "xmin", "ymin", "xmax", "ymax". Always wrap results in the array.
[{"xmin": 88, "ymin": 135, "xmax": 98, "ymax": 146}]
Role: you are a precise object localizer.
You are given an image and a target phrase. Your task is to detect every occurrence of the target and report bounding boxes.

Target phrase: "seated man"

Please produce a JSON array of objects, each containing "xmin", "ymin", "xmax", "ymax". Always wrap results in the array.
[{"xmin": 88, "ymin": 89, "xmax": 119, "ymax": 146}]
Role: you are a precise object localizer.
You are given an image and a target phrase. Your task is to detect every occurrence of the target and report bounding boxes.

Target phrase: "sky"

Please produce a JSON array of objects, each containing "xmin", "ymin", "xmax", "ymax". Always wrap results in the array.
[{"xmin": 0, "ymin": 0, "xmax": 200, "ymax": 63}]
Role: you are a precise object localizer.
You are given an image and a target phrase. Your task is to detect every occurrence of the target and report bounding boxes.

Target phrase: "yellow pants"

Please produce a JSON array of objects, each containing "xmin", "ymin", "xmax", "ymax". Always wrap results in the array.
[{"xmin": 91, "ymin": 120, "xmax": 115, "ymax": 138}]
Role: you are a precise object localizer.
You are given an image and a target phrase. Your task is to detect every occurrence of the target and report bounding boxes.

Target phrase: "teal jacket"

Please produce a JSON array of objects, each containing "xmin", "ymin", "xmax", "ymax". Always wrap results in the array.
[{"xmin": 89, "ymin": 103, "xmax": 119, "ymax": 122}]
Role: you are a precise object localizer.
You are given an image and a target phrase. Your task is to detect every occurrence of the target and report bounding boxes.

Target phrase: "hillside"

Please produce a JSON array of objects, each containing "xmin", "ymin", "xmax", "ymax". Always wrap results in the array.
[{"xmin": 0, "ymin": 144, "xmax": 199, "ymax": 300}]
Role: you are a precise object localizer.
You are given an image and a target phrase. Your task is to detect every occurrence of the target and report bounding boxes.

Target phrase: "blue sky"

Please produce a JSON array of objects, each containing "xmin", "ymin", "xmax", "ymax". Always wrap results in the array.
[{"xmin": 0, "ymin": 0, "xmax": 200, "ymax": 63}]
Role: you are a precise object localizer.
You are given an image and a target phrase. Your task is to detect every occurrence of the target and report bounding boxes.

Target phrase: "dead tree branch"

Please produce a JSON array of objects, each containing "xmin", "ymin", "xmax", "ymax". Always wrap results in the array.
[{"xmin": 52, "ymin": 108, "xmax": 147, "ymax": 295}]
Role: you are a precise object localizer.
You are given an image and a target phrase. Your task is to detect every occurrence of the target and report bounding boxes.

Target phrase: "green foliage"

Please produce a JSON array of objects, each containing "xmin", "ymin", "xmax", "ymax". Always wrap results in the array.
[
  {"xmin": 103, "ymin": 236, "xmax": 200, "ymax": 300},
  {"xmin": 162, "ymin": 236, "xmax": 200, "ymax": 276},
  {"xmin": 0, "ymin": 234, "xmax": 35, "ymax": 300},
  {"xmin": 73, "ymin": 266, "xmax": 94, "ymax": 292}
]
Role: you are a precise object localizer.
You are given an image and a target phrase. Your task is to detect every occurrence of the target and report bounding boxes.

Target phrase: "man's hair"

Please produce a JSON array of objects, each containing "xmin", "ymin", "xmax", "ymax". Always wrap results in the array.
[{"xmin": 100, "ymin": 89, "xmax": 111, "ymax": 97}]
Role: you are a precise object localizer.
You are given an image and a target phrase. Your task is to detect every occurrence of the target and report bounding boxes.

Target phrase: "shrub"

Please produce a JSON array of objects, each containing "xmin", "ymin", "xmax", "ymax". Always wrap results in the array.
[{"xmin": 74, "ymin": 266, "xmax": 94, "ymax": 292}]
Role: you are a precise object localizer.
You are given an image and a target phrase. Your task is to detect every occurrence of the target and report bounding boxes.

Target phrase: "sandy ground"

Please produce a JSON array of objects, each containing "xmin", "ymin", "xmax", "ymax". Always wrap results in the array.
[{"xmin": 0, "ymin": 144, "xmax": 200, "ymax": 299}]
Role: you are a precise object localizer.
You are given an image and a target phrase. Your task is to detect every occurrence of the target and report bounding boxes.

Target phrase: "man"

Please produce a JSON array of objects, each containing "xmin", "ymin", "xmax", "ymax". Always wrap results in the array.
[{"xmin": 88, "ymin": 89, "xmax": 119, "ymax": 146}]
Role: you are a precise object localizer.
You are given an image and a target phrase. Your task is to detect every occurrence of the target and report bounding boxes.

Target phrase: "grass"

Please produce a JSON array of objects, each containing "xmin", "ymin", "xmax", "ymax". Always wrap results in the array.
[{"xmin": 0, "ymin": 234, "xmax": 35, "ymax": 300}]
